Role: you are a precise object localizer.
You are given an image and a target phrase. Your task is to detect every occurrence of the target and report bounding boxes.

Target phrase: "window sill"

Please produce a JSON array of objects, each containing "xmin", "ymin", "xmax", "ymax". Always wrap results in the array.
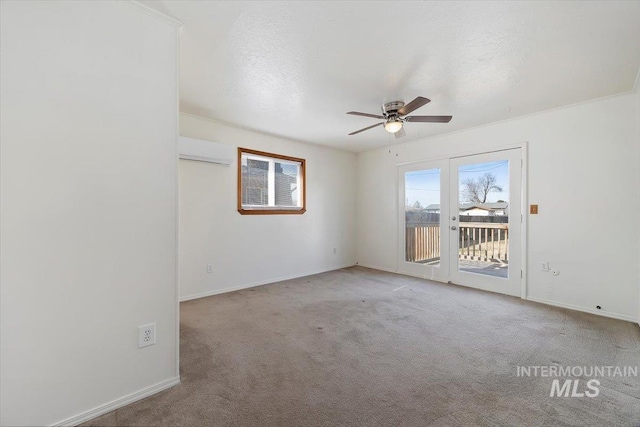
[{"xmin": 238, "ymin": 208, "xmax": 306, "ymax": 215}]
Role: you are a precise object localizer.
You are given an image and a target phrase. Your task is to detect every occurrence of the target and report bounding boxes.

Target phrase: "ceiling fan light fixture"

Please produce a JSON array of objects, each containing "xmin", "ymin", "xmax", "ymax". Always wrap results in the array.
[{"xmin": 384, "ymin": 119, "xmax": 403, "ymax": 134}]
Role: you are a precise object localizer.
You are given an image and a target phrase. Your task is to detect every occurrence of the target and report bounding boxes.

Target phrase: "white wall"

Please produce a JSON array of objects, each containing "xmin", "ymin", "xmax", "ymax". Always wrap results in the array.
[
  {"xmin": 179, "ymin": 113, "xmax": 357, "ymax": 301},
  {"xmin": 0, "ymin": 2, "xmax": 179, "ymax": 426},
  {"xmin": 357, "ymin": 92, "xmax": 640, "ymax": 322}
]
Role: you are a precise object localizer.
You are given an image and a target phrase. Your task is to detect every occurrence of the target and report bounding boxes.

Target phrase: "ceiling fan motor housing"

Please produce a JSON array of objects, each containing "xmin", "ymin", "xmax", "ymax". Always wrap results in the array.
[{"xmin": 382, "ymin": 101, "xmax": 405, "ymax": 117}]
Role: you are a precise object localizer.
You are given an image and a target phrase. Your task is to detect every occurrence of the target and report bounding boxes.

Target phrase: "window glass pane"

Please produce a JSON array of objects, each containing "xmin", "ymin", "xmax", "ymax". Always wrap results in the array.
[
  {"xmin": 275, "ymin": 162, "xmax": 300, "ymax": 207},
  {"xmin": 242, "ymin": 158, "xmax": 269, "ymax": 205}
]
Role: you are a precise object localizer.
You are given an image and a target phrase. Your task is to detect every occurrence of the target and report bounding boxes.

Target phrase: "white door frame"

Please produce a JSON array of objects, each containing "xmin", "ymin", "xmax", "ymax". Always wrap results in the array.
[{"xmin": 396, "ymin": 142, "xmax": 528, "ymax": 299}]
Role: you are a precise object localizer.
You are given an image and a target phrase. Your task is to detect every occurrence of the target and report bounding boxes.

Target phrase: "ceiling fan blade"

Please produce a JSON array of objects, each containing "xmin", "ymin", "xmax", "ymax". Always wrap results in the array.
[
  {"xmin": 398, "ymin": 96, "xmax": 430, "ymax": 116},
  {"xmin": 394, "ymin": 127, "xmax": 406, "ymax": 139},
  {"xmin": 347, "ymin": 111, "xmax": 386, "ymax": 120},
  {"xmin": 405, "ymin": 115, "xmax": 452, "ymax": 123},
  {"xmin": 348, "ymin": 122, "xmax": 384, "ymax": 135}
]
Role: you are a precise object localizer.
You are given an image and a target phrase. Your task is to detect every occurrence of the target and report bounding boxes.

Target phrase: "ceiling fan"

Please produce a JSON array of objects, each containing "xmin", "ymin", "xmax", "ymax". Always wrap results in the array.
[{"xmin": 347, "ymin": 96, "xmax": 452, "ymax": 139}]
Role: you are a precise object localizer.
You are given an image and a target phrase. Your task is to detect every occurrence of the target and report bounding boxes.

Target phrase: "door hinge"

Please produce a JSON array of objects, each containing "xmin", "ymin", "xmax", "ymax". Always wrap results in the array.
[{"xmin": 521, "ymin": 270, "xmax": 523, "ymax": 278}]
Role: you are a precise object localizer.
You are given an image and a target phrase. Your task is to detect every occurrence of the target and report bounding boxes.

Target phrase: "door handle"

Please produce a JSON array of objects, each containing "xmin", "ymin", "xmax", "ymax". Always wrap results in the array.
[
  {"xmin": 451, "ymin": 226, "xmax": 457, "ymax": 231},
  {"xmin": 451, "ymin": 216, "xmax": 456, "ymax": 220}
]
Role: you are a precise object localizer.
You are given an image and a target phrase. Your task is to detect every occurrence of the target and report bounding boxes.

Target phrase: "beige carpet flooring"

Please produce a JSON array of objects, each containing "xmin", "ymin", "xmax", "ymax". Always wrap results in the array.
[{"xmin": 85, "ymin": 266, "xmax": 640, "ymax": 426}]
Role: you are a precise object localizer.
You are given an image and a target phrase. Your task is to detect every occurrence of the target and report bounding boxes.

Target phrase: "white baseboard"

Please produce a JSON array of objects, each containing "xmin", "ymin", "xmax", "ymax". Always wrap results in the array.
[
  {"xmin": 526, "ymin": 296, "xmax": 639, "ymax": 324},
  {"xmin": 52, "ymin": 376, "xmax": 180, "ymax": 427},
  {"xmin": 180, "ymin": 263, "xmax": 357, "ymax": 302}
]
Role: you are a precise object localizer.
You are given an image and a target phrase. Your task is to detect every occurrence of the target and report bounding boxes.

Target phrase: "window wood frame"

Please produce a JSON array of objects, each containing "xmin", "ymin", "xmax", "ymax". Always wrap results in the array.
[{"xmin": 237, "ymin": 147, "xmax": 306, "ymax": 215}]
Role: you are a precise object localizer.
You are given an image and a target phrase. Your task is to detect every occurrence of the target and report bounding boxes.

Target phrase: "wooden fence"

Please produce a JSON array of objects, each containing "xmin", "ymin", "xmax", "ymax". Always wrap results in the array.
[{"xmin": 405, "ymin": 222, "xmax": 509, "ymax": 263}]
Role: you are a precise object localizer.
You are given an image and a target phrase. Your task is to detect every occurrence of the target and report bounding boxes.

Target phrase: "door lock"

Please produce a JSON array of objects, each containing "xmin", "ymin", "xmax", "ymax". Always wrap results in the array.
[
  {"xmin": 451, "ymin": 216, "xmax": 457, "ymax": 220},
  {"xmin": 451, "ymin": 226, "xmax": 457, "ymax": 231}
]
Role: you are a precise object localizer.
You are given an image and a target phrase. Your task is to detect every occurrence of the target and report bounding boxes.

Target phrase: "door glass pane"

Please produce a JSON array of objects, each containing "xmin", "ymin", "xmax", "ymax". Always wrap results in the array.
[
  {"xmin": 405, "ymin": 169, "xmax": 441, "ymax": 266},
  {"xmin": 457, "ymin": 161, "xmax": 509, "ymax": 278}
]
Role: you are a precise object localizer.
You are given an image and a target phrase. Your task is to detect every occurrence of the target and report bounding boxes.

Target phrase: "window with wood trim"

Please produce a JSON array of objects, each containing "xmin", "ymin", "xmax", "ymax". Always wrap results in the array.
[{"xmin": 238, "ymin": 148, "xmax": 306, "ymax": 215}]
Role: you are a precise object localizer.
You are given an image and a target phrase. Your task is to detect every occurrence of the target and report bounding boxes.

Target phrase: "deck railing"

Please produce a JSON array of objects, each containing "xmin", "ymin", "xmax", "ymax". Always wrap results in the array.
[
  {"xmin": 459, "ymin": 222, "xmax": 509, "ymax": 262},
  {"xmin": 405, "ymin": 222, "xmax": 509, "ymax": 264},
  {"xmin": 405, "ymin": 223, "xmax": 441, "ymax": 263}
]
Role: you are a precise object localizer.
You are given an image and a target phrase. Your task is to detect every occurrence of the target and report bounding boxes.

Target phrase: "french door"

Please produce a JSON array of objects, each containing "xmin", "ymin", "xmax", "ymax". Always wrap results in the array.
[{"xmin": 398, "ymin": 149, "xmax": 522, "ymax": 297}]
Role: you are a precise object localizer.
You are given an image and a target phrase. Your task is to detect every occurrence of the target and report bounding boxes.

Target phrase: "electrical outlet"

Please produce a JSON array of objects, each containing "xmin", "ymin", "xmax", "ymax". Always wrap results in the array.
[
  {"xmin": 207, "ymin": 264, "xmax": 213, "ymax": 273},
  {"xmin": 138, "ymin": 323, "xmax": 156, "ymax": 348}
]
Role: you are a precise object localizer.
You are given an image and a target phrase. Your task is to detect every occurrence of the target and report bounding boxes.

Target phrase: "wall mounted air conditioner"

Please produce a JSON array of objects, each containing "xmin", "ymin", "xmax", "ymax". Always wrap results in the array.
[{"xmin": 178, "ymin": 136, "xmax": 235, "ymax": 165}]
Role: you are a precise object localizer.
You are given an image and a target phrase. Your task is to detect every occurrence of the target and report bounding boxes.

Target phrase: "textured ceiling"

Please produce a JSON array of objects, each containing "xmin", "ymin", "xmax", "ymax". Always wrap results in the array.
[{"xmin": 147, "ymin": 1, "xmax": 640, "ymax": 152}]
